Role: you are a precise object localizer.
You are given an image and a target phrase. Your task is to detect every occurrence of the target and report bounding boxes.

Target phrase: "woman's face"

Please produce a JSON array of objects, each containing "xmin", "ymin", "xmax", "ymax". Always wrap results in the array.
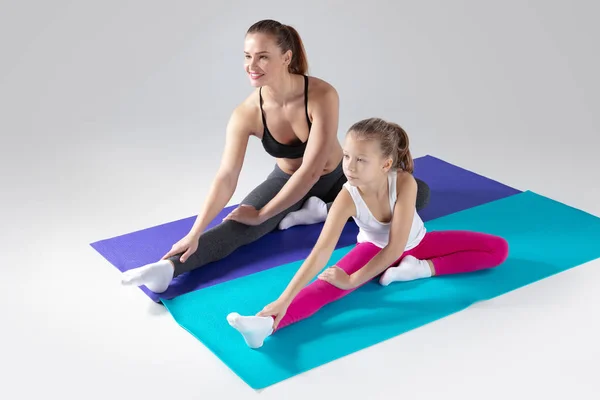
[{"xmin": 244, "ymin": 32, "xmax": 290, "ymax": 87}]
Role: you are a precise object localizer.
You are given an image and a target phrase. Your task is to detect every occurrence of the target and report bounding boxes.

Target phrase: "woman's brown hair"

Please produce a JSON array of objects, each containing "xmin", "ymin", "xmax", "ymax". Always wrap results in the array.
[{"xmin": 246, "ymin": 19, "xmax": 308, "ymax": 75}]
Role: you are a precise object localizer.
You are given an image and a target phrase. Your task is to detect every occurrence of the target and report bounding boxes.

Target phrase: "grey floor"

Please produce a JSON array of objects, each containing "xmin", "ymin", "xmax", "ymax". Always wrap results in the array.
[{"xmin": 2, "ymin": 1, "xmax": 599, "ymax": 399}]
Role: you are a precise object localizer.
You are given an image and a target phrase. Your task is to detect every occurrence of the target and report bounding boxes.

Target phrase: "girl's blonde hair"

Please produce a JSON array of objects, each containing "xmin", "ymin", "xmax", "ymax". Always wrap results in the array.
[{"xmin": 347, "ymin": 117, "xmax": 413, "ymax": 173}]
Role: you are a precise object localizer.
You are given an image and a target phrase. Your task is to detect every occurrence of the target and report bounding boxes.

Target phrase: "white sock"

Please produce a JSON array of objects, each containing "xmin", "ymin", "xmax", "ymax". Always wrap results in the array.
[
  {"xmin": 379, "ymin": 255, "xmax": 432, "ymax": 286},
  {"xmin": 227, "ymin": 312, "xmax": 274, "ymax": 349},
  {"xmin": 121, "ymin": 259, "xmax": 174, "ymax": 293},
  {"xmin": 278, "ymin": 196, "xmax": 328, "ymax": 230}
]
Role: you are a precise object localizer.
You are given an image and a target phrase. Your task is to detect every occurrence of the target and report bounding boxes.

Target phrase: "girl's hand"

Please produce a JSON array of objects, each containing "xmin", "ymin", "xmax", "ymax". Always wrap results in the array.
[
  {"xmin": 257, "ymin": 297, "xmax": 292, "ymax": 329},
  {"xmin": 318, "ymin": 266, "xmax": 354, "ymax": 290}
]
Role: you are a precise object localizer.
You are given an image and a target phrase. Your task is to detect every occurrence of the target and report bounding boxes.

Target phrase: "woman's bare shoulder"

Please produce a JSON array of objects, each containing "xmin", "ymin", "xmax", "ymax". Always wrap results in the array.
[
  {"xmin": 307, "ymin": 75, "xmax": 338, "ymax": 101},
  {"xmin": 229, "ymin": 89, "xmax": 262, "ymax": 135}
]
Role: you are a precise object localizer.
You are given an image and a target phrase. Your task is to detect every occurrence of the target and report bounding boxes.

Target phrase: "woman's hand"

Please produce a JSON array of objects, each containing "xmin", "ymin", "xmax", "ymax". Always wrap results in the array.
[
  {"xmin": 223, "ymin": 204, "xmax": 266, "ymax": 226},
  {"xmin": 161, "ymin": 232, "xmax": 200, "ymax": 263},
  {"xmin": 318, "ymin": 266, "xmax": 355, "ymax": 290},
  {"xmin": 257, "ymin": 297, "xmax": 292, "ymax": 330}
]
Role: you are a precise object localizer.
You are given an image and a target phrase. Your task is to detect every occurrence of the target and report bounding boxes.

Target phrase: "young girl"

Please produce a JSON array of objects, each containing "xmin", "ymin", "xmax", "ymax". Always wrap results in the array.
[{"xmin": 227, "ymin": 117, "xmax": 509, "ymax": 349}]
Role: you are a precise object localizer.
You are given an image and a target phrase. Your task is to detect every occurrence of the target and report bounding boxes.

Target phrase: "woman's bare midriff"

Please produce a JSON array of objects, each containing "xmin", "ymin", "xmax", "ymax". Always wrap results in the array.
[{"xmin": 275, "ymin": 143, "xmax": 344, "ymax": 176}]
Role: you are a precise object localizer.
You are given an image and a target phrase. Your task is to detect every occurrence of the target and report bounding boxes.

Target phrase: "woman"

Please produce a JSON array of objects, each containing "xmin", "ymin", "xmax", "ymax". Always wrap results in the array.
[{"xmin": 120, "ymin": 20, "xmax": 431, "ymax": 294}]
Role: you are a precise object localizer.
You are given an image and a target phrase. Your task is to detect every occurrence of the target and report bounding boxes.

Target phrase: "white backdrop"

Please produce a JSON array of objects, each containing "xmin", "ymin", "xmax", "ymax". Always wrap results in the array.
[{"xmin": 1, "ymin": 1, "xmax": 598, "ymax": 399}]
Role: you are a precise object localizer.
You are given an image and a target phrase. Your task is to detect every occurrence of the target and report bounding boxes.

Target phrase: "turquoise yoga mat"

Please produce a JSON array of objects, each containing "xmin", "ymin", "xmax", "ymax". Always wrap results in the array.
[{"xmin": 162, "ymin": 191, "xmax": 600, "ymax": 389}]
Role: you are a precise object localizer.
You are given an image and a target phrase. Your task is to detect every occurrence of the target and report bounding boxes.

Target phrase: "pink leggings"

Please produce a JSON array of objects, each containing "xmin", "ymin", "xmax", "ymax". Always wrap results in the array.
[{"xmin": 275, "ymin": 230, "xmax": 509, "ymax": 331}]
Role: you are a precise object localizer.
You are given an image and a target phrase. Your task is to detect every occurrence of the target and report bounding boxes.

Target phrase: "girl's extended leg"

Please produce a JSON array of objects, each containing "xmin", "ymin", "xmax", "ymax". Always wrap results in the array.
[
  {"xmin": 380, "ymin": 230, "xmax": 509, "ymax": 286},
  {"xmin": 228, "ymin": 230, "xmax": 508, "ymax": 348},
  {"xmin": 227, "ymin": 242, "xmax": 381, "ymax": 347},
  {"xmin": 276, "ymin": 242, "xmax": 382, "ymax": 330}
]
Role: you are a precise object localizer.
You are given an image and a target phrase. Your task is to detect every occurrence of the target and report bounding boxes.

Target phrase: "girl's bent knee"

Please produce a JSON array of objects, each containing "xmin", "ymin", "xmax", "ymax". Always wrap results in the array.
[{"xmin": 492, "ymin": 236, "xmax": 509, "ymax": 266}]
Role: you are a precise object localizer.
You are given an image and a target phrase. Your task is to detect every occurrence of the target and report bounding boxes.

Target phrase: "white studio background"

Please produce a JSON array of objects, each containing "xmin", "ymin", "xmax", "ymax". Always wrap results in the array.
[{"xmin": 0, "ymin": 1, "xmax": 598, "ymax": 399}]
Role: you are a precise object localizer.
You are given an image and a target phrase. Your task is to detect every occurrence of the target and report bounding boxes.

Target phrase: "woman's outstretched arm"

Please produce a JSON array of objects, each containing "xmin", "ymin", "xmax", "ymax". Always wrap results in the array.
[{"xmin": 162, "ymin": 105, "xmax": 252, "ymax": 262}]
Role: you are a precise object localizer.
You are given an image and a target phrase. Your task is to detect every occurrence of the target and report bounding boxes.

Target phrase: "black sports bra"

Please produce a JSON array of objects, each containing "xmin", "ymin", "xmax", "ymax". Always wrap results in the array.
[{"xmin": 259, "ymin": 75, "xmax": 311, "ymax": 159}]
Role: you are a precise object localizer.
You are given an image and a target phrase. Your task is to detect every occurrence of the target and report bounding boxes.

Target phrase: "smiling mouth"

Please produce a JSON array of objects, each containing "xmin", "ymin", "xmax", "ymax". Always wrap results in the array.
[{"xmin": 249, "ymin": 72, "xmax": 264, "ymax": 79}]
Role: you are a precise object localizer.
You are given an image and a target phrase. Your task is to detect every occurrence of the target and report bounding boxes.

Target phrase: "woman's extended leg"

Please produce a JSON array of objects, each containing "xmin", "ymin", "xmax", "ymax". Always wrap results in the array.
[
  {"xmin": 121, "ymin": 163, "xmax": 346, "ymax": 292},
  {"xmin": 379, "ymin": 230, "xmax": 509, "ymax": 286},
  {"xmin": 168, "ymin": 172, "xmax": 297, "ymax": 277},
  {"xmin": 169, "ymin": 162, "xmax": 347, "ymax": 276}
]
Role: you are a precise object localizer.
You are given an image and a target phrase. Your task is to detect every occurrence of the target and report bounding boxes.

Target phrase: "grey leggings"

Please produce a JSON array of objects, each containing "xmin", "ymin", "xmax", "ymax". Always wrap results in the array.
[{"xmin": 169, "ymin": 161, "xmax": 430, "ymax": 277}]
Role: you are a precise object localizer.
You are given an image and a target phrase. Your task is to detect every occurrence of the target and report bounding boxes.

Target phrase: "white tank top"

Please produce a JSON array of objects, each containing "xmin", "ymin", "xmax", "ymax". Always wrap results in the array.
[{"xmin": 343, "ymin": 171, "xmax": 426, "ymax": 250}]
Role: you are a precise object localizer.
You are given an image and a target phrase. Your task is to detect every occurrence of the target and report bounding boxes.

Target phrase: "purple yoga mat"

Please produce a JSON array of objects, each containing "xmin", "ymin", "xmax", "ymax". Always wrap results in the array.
[{"xmin": 90, "ymin": 155, "xmax": 521, "ymax": 302}]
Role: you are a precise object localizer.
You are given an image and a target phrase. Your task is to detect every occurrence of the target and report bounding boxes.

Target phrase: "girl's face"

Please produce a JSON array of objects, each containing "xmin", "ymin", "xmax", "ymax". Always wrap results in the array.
[
  {"xmin": 243, "ymin": 33, "xmax": 291, "ymax": 87},
  {"xmin": 342, "ymin": 132, "xmax": 393, "ymax": 187}
]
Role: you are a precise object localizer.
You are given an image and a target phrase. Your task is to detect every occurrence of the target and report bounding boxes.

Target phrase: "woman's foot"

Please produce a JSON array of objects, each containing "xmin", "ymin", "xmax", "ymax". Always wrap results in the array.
[
  {"xmin": 121, "ymin": 259, "xmax": 174, "ymax": 293},
  {"xmin": 278, "ymin": 196, "xmax": 328, "ymax": 230},
  {"xmin": 227, "ymin": 312, "xmax": 274, "ymax": 349},
  {"xmin": 379, "ymin": 255, "xmax": 433, "ymax": 286}
]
